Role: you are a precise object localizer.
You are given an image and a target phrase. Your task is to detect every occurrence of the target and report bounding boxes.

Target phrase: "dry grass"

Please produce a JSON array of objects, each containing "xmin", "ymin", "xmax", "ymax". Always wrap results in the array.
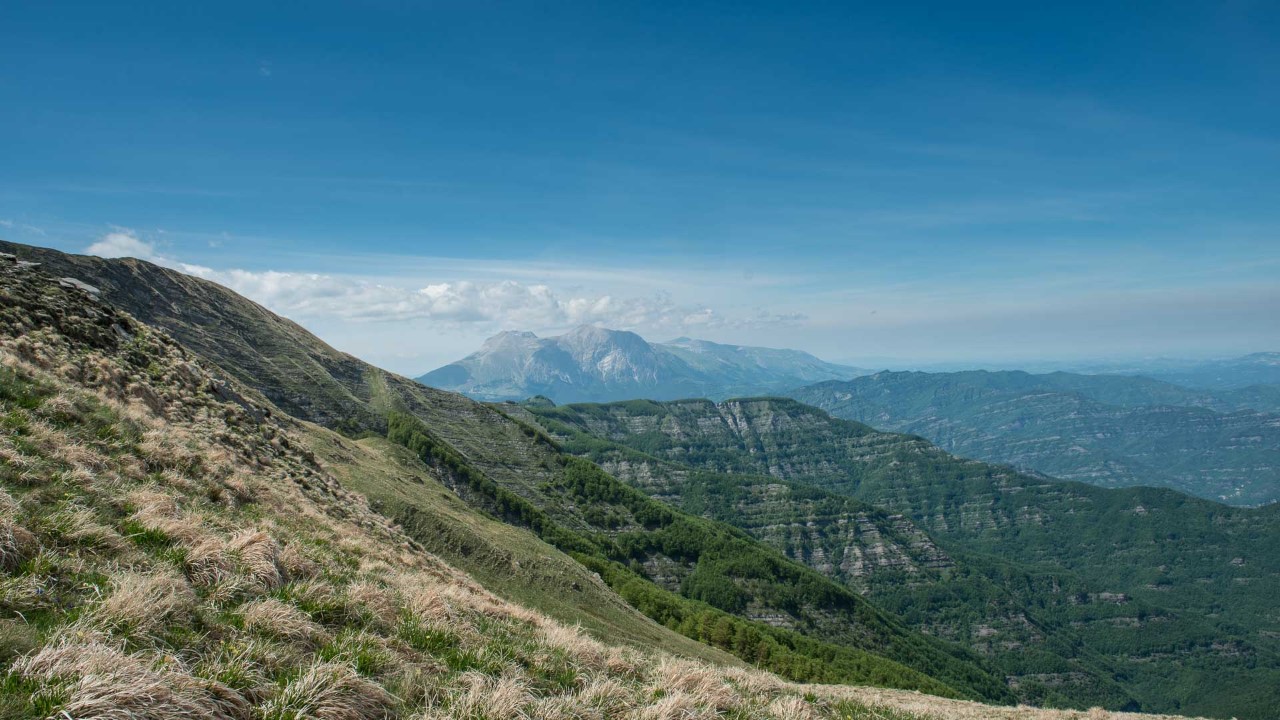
[
  {"xmin": 0, "ymin": 574, "xmax": 45, "ymax": 613},
  {"xmin": 768, "ymin": 694, "xmax": 823, "ymax": 720},
  {"xmin": 193, "ymin": 635, "xmax": 281, "ymax": 702},
  {"xmin": 240, "ymin": 597, "xmax": 330, "ymax": 648},
  {"xmin": 347, "ymin": 580, "xmax": 403, "ymax": 630},
  {"xmin": 186, "ymin": 534, "xmax": 242, "ymax": 589},
  {"xmin": 227, "ymin": 530, "xmax": 286, "ymax": 590},
  {"xmin": 185, "ymin": 528, "xmax": 286, "ymax": 597},
  {"xmin": 86, "ymin": 569, "xmax": 196, "ymax": 639},
  {"xmin": 129, "ymin": 488, "xmax": 206, "ymax": 543},
  {"xmin": 0, "ymin": 485, "xmax": 19, "ymax": 514},
  {"xmin": 630, "ymin": 691, "xmax": 708, "ymax": 720},
  {"xmin": 279, "ymin": 540, "xmax": 324, "ymax": 580},
  {"xmin": 51, "ymin": 502, "xmax": 126, "ymax": 551},
  {"xmin": 424, "ymin": 671, "xmax": 534, "ymax": 720},
  {"xmin": 653, "ymin": 657, "xmax": 739, "ymax": 713},
  {"xmin": 722, "ymin": 665, "xmax": 787, "ymax": 697},
  {"xmin": 259, "ymin": 660, "xmax": 398, "ymax": 720},
  {"xmin": 0, "ymin": 517, "xmax": 36, "ymax": 571},
  {"xmin": 541, "ymin": 622, "xmax": 614, "ymax": 672},
  {"xmin": 575, "ymin": 676, "xmax": 633, "ymax": 715},
  {"xmin": 12, "ymin": 635, "xmax": 249, "ymax": 720}
]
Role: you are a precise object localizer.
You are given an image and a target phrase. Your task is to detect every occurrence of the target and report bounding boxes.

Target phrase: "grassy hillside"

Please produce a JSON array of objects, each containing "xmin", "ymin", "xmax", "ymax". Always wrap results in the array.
[
  {"xmin": 376, "ymin": 409, "xmax": 1007, "ymax": 700},
  {"xmin": 789, "ymin": 370, "xmax": 1280, "ymax": 505},
  {"xmin": 306, "ymin": 432, "xmax": 739, "ymax": 667},
  {"xmin": 528, "ymin": 397, "xmax": 1280, "ymax": 719},
  {"xmin": 0, "ymin": 241, "xmax": 1020, "ymax": 704},
  {"xmin": 0, "ymin": 246, "xmax": 1014, "ymax": 720}
]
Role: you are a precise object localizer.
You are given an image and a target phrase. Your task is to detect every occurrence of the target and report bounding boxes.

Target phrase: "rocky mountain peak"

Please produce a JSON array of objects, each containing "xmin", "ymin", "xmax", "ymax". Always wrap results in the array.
[{"xmin": 418, "ymin": 325, "xmax": 865, "ymax": 403}]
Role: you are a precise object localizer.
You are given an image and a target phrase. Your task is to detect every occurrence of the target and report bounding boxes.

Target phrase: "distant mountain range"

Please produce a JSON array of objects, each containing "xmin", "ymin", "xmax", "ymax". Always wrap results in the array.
[
  {"xmin": 789, "ymin": 369, "xmax": 1280, "ymax": 506},
  {"xmin": 417, "ymin": 325, "xmax": 868, "ymax": 402},
  {"xmin": 1086, "ymin": 352, "xmax": 1280, "ymax": 390}
]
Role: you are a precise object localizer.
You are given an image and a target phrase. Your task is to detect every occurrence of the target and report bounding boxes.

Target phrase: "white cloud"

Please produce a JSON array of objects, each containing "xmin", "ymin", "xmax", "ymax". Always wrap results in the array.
[
  {"xmin": 199, "ymin": 269, "xmax": 729, "ymax": 332},
  {"xmin": 85, "ymin": 230, "xmax": 161, "ymax": 261},
  {"xmin": 82, "ymin": 231, "xmax": 802, "ymax": 338}
]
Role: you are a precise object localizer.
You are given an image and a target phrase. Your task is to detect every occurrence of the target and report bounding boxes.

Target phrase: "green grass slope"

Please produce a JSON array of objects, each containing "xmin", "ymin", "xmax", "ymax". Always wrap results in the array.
[
  {"xmin": 378, "ymin": 409, "xmax": 1006, "ymax": 700},
  {"xmin": 305, "ymin": 431, "xmax": 740, "ymax": 667}
]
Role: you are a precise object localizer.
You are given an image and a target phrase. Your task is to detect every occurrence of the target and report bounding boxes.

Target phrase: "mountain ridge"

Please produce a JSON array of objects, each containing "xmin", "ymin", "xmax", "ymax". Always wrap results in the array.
[
  {"xmin": 5, "ymin": 239, "xmax": 1271, "ymax": 717},
  {"xmin": 417, "ymin": 325, "xmax": 867, "ymax": 402},
  {"xmin": 788, "ymin": 369, "xmax": 1280, "ymax": 505}
]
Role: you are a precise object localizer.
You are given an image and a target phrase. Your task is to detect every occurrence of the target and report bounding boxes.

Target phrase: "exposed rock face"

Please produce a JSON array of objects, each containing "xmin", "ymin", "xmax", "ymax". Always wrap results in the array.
[
  {"xmin": 57, "ymin": 276, "xmax": 100, "ymax": 295},
  {"xmin": 598, "ymin": 452, "xmax": 953, "ymax": 592},
  {"xmin": 417, "ymin": 326, "xmax": 865, "ymax": 402}
]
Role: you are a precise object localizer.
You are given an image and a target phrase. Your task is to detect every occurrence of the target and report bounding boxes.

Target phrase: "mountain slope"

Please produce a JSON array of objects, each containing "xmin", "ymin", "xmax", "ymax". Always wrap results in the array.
[
  {"xmin": 659, "ymin": 336, "xmax": 870, "ymax": 395},
  {"xmin": 0, "ymin": 240, "xmax": 1010, "ymax": 702},
  {"xmin": 516, "ymin": 403, "xmax": 1155, "ymax": 709},
  {"xmin": 0, "ymin": 244, "xmax": 1043, "ymax": 720},
  {"xmin": 526, "ymin": 396, "xmax": 1280, "ymax": 719},
  {"xmin": 789, "ymin": 370, "xmax": 1280, "ymax": 505},
  {"xmin": 417, "ymin": 325, "xmax": 863, "ymax": 402}
]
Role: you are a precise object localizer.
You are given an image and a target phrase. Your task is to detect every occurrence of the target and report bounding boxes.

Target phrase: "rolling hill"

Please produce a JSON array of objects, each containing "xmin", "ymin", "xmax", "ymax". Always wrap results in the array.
[
  {"xmin": 789, "ymin": 370, "xmax": 1280, "ymax": 505},
  {"xmin": 5, "ymin": 238, "xmax": 1270, "ymax": 717},
  {"xmin": 1077, "ymin": 353, "xmax": 1280, "ymax": 391}
]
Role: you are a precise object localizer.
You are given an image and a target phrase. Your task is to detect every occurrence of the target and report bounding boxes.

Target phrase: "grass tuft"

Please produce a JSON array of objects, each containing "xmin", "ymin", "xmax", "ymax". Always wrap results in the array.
[
  {"xmin": 11, "ymin": 635, "xmax": 249, "ymax": 720},
  {"xmin": 240, "ymin": 597, "xmax": 330, "ymax": 648},
  {"xmin": 85, "ymin": 569, "xmax": 196, "ymax": 640},
  {"xmin": 259, "ymin": 660, "xmax": 398, "ymax": 720}
]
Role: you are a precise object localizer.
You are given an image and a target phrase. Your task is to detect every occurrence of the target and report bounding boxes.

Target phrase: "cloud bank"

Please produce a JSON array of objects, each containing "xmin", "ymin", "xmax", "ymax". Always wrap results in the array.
[{"xmin": 82, "ymin": 231, "xmax": 802, "ymax": 336}]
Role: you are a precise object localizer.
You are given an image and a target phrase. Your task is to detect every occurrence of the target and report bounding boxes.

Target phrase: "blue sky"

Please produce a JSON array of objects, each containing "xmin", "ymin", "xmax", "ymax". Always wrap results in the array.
[{"xmin": 2, "ymin": 1, "xmax": 1277, "ymax": 373}]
